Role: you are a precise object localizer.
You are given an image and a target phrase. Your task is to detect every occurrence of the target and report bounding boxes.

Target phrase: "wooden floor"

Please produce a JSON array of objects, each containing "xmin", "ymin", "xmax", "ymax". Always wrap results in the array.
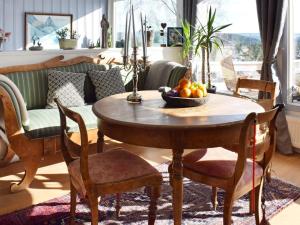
[{"xmin": 0, "ymin": 141, "xmax": 300, "ymax": 224}]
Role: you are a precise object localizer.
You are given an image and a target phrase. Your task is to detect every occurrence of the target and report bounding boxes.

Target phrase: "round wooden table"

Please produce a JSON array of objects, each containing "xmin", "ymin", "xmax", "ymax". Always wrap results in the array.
[{"xmin": 92, "ymin": 90, "xmax": 264, "ymax": 225}]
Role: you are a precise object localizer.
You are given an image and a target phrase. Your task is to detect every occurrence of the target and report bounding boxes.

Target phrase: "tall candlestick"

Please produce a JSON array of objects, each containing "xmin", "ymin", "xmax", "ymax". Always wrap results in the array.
[
  {"xmin": 127, "ymin": 9, "xmax": 131, "ymax": 56},
  {"xmin": 140, "ymin": 13, "xmax": 145, "ymax": 58},
  {"xmin": 131, "ymin": 5, "xmax": 136, "ymax": 47},
  {"xmin": 144, "ymin": 15, "xmax": 147, "ymax": 57},
  {"xmin": 124, "ymin": 12, "xmax": 128, "ymax": 57}
]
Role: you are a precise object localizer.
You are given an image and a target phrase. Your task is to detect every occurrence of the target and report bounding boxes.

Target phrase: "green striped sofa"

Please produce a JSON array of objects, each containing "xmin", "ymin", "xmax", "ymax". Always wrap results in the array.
[
  {"xmin": 0, "ymin": 56, "xmax": 187, "ymax": 192},
  {"xmin": 4, "ymin": 62, "xmax": 186, "ymax": 140}
]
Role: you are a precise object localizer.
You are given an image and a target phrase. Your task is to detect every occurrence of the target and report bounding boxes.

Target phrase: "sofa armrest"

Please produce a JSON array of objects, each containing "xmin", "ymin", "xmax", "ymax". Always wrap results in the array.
[{"xmin": 0, "ymin": 75, "xmax": 29, "ymax": 129}]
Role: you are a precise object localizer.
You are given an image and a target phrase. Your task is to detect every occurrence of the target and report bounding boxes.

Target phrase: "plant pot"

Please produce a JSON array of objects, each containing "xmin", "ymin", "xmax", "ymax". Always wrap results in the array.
[
  {"xmin": 147, "ymin": 31, "xmax": 154, "ymax": 47},
  {"xmin": 59, "ymin": 39, "xmax": 78, "ymax": 50},
  {"xmin": 207, "ymin": 85, "xmax": 217, "ymax": 94}
]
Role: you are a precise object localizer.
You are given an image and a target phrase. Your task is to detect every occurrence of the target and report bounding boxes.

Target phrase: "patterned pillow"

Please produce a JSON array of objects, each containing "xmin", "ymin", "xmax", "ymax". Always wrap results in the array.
[
  {"xmin": 88, "ymin": 67, "xmax": 125, "ymax": 100},
  {"xmin": 46, "ymin": 70, "xmax": 86, "ymax": 108}
]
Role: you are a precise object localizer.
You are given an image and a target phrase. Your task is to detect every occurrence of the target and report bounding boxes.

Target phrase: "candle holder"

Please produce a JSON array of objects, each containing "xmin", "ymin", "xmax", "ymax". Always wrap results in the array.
[{"xmin": 124, "ymin": 47, "xmax": 147, "ymax": 103}]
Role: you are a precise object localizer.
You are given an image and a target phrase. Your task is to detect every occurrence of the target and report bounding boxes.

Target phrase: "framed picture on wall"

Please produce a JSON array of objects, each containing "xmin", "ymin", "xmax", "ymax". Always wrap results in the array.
[
  {"xmin": 167, "ymin": 27, "xmax": 183, "ymax": 47},
  {"xmin": 25, "ymin": 12, "xmax": 73, "ymax": 50}
]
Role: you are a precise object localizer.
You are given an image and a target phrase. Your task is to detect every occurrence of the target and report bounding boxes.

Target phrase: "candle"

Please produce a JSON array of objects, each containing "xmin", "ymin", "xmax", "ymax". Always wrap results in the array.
[
  {"xmin": 124, "ymin": 12, "xmax": 128, "ymax": 57},
  {"xmin": 144, "ymin": 15, "xmax": 147, "ymax": 57},
  {"xmin": 140, "ymin": 12, "xmax": 145, "ymax": 58},
  {"xmin": 127, "ymin": 9, "xmax": 131, "ymax": 56},
  {"xmin": 132, "ymin": 5, "xmax": 136, "ymax": 48}
]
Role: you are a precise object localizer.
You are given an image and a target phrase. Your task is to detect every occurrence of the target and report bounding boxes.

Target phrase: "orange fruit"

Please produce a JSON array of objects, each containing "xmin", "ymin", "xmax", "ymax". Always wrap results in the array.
[
  {"xmin": 198, "ymin": 84, "xmax": 207, "ymax": 97},
  {"xmin": 178, "ymin": 78, "xmax": 191, "ymax": 89},
  {"xmin": 180, "ymin": 88, "xmax": 192, "ymax": 98},
  {"xmin": 192, "ymin": 88, "xmax": 204, "ymax": 98}
]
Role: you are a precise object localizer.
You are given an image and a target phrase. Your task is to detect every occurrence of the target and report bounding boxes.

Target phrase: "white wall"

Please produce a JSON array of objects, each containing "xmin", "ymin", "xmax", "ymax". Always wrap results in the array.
[{"xmin": 0, "ymin": 0, "xmax": 107, "ymax": 51}]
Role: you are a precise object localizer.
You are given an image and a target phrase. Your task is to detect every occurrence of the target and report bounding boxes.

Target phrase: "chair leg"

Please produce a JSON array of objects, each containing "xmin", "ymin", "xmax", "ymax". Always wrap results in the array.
[
  {"xmin": 148, "ymin": 185, "xmax": 161, "ymax": 225},
  {"xmin": 249, "ymin": 190, "xmax": 255, "ymax": 214},
  {"xmin": 266, "ymin": 166, "xmax": 272, "ymax": 183},
  {"xmin": 70, "ymin": 182, "xmax": 77, "ymax": 225},
  {"xmin": 255, "ymin": 181, "xmax": 264, "ymax": 225},
  {"xmin": 211, "ymin": 187, "xmax": 218, "ymax": 210},
  {"xmin": 223, "ymin": 191, "xmax": 234, "ymax": 225},
  {"xmin": 115, "ymin": 193, "xmax": 121, "ymax": 219},
  {"xmin": 168, "ymin": 162, "xmax": 173, "ymax": 186},
  {"xmin": 88, "ymin": 195, "xmax": 99, "ymax": 225}
]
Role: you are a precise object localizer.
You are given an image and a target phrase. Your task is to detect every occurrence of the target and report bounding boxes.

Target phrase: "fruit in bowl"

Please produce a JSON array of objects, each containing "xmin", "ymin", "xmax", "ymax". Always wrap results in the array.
[{"xmin": 166, "ymin": 78, "xmax": 208, "ymax": 99}]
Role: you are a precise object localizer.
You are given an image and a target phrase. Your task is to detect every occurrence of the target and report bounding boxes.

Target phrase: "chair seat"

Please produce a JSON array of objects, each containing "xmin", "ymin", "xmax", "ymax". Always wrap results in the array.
[
  {"xmin": 68, "ymin": 148, "xmax": 161, "ymax": 196},
  {"xmin": 183, "ymin": 148, "xmax": 263, "ymax": 186}
]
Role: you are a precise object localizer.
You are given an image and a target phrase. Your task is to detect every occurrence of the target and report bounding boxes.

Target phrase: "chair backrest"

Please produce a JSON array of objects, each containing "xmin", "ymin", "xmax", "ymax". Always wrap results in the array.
[
  {"xmin": 55, "ymin": 99, "xmax": 91, "ymax": 183},
  {"xmin": 220, "ymin": 56, "xmax": 237, "ymax": 91},
  {"xmin": 254, "ymin": 104, "xmax": 283, "ymax": 164},
  {"xmin": 235, "ymin": 78, "xmax": 276, "ymax": 110}
]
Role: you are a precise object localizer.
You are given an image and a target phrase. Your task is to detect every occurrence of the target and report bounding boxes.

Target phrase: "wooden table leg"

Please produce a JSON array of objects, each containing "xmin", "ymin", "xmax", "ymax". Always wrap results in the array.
[
  {"xmin": 171, "ymin": 147, "xmax": 184, "ymax": 225},
  {"xmin": 97, "ymin": 129, "xmax": 104, "ymax": 153}
]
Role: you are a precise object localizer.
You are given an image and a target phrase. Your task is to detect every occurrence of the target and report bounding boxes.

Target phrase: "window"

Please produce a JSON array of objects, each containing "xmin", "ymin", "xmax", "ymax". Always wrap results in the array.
[
  {"xmin": 110, "ymin": 0, "xmax": 181, "ymax": 47},
  {"xmin": 288, "ymin": 0, "xmax": 300, "ymax": 106},
  {"xmin": 196, "ymin": 0, "xmax": 262, "ymax": 87}
]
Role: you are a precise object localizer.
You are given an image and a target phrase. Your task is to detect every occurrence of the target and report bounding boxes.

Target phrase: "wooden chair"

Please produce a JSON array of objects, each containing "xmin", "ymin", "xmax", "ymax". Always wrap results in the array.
[
  {"xmin": 170, "ymin": 105, "xmax": 282, "ymax": 225},
  {"xmin": 220, "ymin": 56, "xmax": 239, "ymax": 92},
  {"xmin": 55, "ymin": 99, "xmax": 162, "ymax": 225},
  {"xmin": 234, "ymin": 78, "xmax": 276, "ymax": 111}
]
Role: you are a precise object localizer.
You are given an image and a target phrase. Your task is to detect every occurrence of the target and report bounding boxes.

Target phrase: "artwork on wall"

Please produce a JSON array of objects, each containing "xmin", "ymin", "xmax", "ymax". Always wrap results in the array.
[
  {"xmin": 25, "ymin": 12, "xmax": 73, "ymax": 50},
  {"xmin": 167, "ymin": 27, "xmax": 183, "ymax": 47}
]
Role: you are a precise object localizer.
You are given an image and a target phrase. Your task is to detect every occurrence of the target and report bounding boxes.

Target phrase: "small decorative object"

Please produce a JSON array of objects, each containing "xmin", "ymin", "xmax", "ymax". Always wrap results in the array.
[
  {"xmin": 123, "ymin": 4, "xmax": 148, "ymax": 103},
  {"xmin": 161, "ymin": 78, "xmax": 208, "ymax": 107},
  {"xmin": 107, "ymin": 28, "xmax": 112, "ymax": 48},
  {"xmin": 291, "ymin": 86, "xmax": 300, "ymax": 102},
  {"xmin": 167, "ymin": 27, "xmax": 183, "ymax": 47},
  {"xmin": 146, "ymin": 26, "xmax": 153, "ymax": 47},
  {"xmin": 0, "ymin": 29, "xmax": 11, "ymax": 50},
  {"xmin": 160, "ymin": 23, "xmax": 167, "ymax": 47},
  {"xmin": 101, "ymin": 14, "xmax": 109, "ymax": 48},
  {"xmin": 25, "ymin": 12, "xmax": 72, "ymax": 50},
  {"xmin": 96, "ymin": 39, "xmax": 101, "ymax": 48},
  {"xmin": 88, "ymin": 42, "xmax": 95, "ymax": 49},
  {"xmin": 29, "ymin": 35, "xmax": 43, "ymax": 51},
  {"xmin": 194, "ymin": 6, "xmax": 231, "ymax": 93},
  {"xmin": 56, "ymin": 28, "xmax": 79, "ymax": 50}
]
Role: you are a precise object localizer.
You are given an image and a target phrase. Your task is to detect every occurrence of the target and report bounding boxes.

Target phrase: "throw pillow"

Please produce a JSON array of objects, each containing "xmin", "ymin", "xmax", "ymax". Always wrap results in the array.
[
  {"xmin": 46, "ymin": 70, "xmax": 86, "ymax": 108},
  {"xmin": 88, "ymin": 67, "xmax": 125, "ymax": 100}
]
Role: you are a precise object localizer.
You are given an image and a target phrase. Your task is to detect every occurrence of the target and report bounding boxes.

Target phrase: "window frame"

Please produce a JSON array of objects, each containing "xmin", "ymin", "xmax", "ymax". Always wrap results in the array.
[
  {"xmin": 285, "ymin": 0, "xmax": 300, "ymax": 112},
  {"xmin": 108, "ymin": 0, "xmax": 183, "ymax": 48}
]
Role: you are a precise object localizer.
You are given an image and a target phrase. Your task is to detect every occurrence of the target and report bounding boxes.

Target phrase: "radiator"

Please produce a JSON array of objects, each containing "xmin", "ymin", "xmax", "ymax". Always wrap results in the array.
[{"xmin": 286, "ymin": 114, "xmax": 300, "ymax": 148}]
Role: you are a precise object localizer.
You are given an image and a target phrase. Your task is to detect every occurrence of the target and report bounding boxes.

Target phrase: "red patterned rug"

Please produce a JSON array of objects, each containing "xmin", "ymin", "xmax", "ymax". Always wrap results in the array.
[{"xmin": 1, "ymin": 164, "xmax": 299, "ymax": 225}]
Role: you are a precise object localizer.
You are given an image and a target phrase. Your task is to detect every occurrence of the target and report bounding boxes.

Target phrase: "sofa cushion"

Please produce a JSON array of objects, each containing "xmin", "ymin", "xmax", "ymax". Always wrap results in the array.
[
  {"xmin": 6, "ymin": 69, "xmax": 49, "ymax": 110},
  {"xmin": 46, "ymin": 70, "xmax": 86, "ymax": 108},
  {"xmin": 55, "ymin": 63, "xmax": 106, "ymax": 103},
  {"xmin": 88, "ymin": 68, "xmax": 125, "ymax": 100},
  {"xmin": 24, "ymin": 105, "xmax": 97, "ymax": 139},
  {"xmin": 167, "ymin": 66, "xmax": 187, "ymax": 88}
]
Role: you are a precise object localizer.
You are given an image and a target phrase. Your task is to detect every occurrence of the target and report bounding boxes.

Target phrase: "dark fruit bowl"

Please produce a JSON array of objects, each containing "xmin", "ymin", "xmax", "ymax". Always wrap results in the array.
[{"xmin": 161, "ymin": 91, "xmax": 209, "ymax": 107}]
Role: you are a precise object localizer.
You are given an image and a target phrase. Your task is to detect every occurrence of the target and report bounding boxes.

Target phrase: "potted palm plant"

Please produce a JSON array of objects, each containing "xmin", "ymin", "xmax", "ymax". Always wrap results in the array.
[
  {"xmin": 194, "ymin": 6, "xmax": 231, "ymax": 93},
  {"xmin": 56, "ymin": 28, "xmax": 79, "ymax": 50},
  {"xmin": 180, "ymin": 20, "xmax": 194, "ymax": 67}
]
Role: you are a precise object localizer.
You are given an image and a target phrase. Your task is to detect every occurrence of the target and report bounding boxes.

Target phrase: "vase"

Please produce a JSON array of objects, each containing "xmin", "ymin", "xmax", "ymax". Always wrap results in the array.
[
  {"xmin": 59, "ymin": 39, "xmax": 78, "ymax": 50},
  {"xmin": 147, "ymin": 30, "xmax": 154, "ymax": 47}
]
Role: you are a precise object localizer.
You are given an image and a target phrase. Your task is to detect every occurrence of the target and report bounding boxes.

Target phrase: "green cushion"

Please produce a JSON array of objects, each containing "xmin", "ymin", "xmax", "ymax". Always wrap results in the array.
[
  {"xmin": 55, "ymin": 63, "xmax": 106, "ymax": 103},
  {"xmin": 24, "ymin": 105, "xmax": 97, "ymax": 139},
  {"xmin": 6, "ymin": 69, "xmax": 48, "ymax": 110},
  {"xmin": 167, "ymin": 66, "xmax": 187, "ymax": 88}
]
